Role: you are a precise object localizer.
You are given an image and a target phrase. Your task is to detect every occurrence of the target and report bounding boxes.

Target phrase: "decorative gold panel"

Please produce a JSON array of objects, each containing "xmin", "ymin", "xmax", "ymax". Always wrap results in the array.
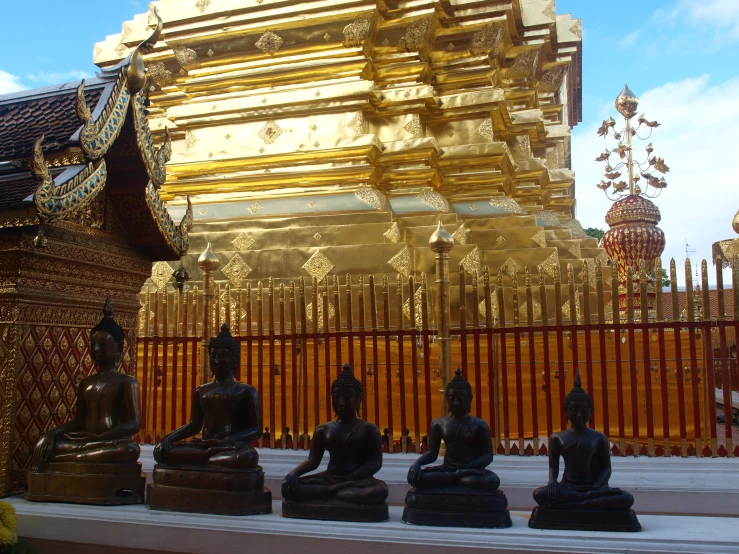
[
  {"xmin": 388, "ymin": 246, "xmax": 412, "ymax": 277},
  {"xmin": 384, "ymin": 222, "xmax": 401, "ymax": 243},
  {"xmin": 461, "ymin": 248, "xmax": 481, "ymax": 275},
  {"xmin": 221, "ymin": 254, "xmax": 252, "ymax": 286},
  {"xmin": 150, "ymin": 261, "xmax": 173, "ymax": 290},
  {"xmin": 232, "ymin": 232, "xmax": 255, "ymax": 251},
  {"xmin": 489, "ymin": 197, "xmax": 526, "ymax": 214},
  {"xmin": 500, "ymin": 258, "xmax": 521, "ymax": 279},
  {"xmin": 416, "ymin": 191, "xmax": 449, "ymax": 212},
  {"xmin": 302, "ymin": 250, "xmax": 335, "ymax": 281},
  {"xmin": 531, "ymin": 230, "xmax": 547, "ymax": 248},
  {"xmin": 452, "ymin": 223, "xmax": 468, "ymax": 245},
  {"xmin": 255, "ymin": 31, "xmax": 284, "ymax": 54},
  {"xmin": 257, "ymin": 120, "xmax": 284, "ymax": 144}
]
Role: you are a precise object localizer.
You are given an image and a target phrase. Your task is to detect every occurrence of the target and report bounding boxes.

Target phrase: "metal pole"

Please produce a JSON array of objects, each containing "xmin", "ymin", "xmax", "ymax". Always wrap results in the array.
[
  {"xmin": 198, "ymin": 242, "xmax": 220, "ymax": 384},
  {"xmin": 430, "ymin": 222, "xmax": 454, "ymax": 417}
]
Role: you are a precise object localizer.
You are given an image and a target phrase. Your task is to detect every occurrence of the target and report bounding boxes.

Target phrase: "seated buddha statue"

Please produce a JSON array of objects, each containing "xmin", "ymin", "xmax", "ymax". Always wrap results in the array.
[
  {"xmin": 147, "ymin": 324, "xmax": 271, "ymax": 515},
  {"xmin": 529, "ymin": 371, "xmax": 640, "ymax": 531},
  {"xmin": 281, "ymin": 364, "xmax": 388, "ymax": 522},
  {"xmin": 402, "ymin": 369, "xmax": 510, "ymax": 528},
  {"xmin": 26, "ymin": 297, "xmax": 146, "ymax": 505}
]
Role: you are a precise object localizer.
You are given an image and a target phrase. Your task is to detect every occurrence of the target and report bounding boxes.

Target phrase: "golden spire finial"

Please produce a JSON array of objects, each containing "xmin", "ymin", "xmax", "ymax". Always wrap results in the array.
[
  {"xmin": 429, "ymin": 221, "xmax": 454, "ymax": 253},
  {"xmin": 615, "ymin": 83, "xmax": 639, "ymax": 119},
  {"xmin": 198, "ymin": 242, "xmax": 220, "ymax": 271}
]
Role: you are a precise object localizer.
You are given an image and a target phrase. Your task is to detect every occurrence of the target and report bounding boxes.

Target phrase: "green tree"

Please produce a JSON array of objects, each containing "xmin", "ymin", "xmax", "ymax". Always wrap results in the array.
[
  {"xmin": 584, "ymin": 227, "xmax": 605, "ymax": 241},
  {"xmin": 653, "ymin": 268, "xmax": 670, "ymax": 288}
]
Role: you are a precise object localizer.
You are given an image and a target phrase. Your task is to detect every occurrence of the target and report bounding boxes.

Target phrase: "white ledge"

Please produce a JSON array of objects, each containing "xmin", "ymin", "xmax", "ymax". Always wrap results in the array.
[
  {"xmin": 137, "ymin": 446, "xmax": 739, "ymax": 515},
  {"xmin": 7, "ymin": 497, "xmax": 739, "ymax": 554}
]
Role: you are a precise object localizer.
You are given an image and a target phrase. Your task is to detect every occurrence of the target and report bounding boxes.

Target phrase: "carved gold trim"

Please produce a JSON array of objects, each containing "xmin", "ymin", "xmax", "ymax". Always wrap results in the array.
[
  {"xmin": 0, "ymin": 323, "xmax": 21, "ymax": 495},
  {"xmin": 77, "ymin": 75, "xmax": 131, "ymax": 161},
  {"xmin": 133, "ymin": 93, "xmax": 171, "ymax": 188},
  {"xmin": 144, "ymin": 183, "xmax": 191, "ymax": 255},
  {"xmin": 32, "ymin": 136, "xmax": 107, "ymax": 224}
]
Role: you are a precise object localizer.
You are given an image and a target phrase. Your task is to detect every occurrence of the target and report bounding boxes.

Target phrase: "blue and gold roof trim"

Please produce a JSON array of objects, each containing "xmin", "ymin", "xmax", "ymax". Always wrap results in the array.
[
  {"xmin": 31, "ymin": 135, "xmax": 106, "ymax": 222},
  {"xmin": 1, "ymin": 8, "xmax": 191, "ymax": 259}
]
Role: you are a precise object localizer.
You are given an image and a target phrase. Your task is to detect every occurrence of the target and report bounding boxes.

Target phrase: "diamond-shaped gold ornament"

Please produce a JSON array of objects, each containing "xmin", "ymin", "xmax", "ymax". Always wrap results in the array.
[
  {"xmin": 384, "ymin": 222, "xmax": 401, "ymax": 243},
  {"xmin": 151, "ymin": 262, "xmax": 173, "ymax": 290},
  {"xmin": 461, "ymin": 248, "xmax": 481, "ymax": 275},
  {"xmin": 222, "ymin": 254, "xmax": 252, "ymax": 286},
  {"xmin": 232, "ymin": 232, "xmax": 255, "ymax": 251},
  {"xmin": 257, "ymin": 120, "xmax": 283, "ymax": 144},
  {"xmin": 248, "ymin": 202, "xmax": 263, "ymax": 215},
  {"xmin": 313, "ymin": 232, "xmax": 322, "ymax": 241},
  {"xmin": 388, "ymin": 246, "xmax": 412, "ymax": 277},
  {"xmin": 255, "ymin": 31, "xmax": 284, "ymax": 54},
  {"xmin": 501, "ymin": 257, "xmax": 521, "ymax": 279},
  {"xmin": 402, "ymin": 287, "xmax": 424, "ymax": 328},
  {"xmin": 530, "ymin": 230, "xmax": 547, "ymax": 248},
  {"xmin": 496, "ymin": 235, "xmax": 507, "ymax": 245},
  {"xmin": 302, "ymin": 250, "xmax": 335, "ymax": 281},
  {"xmin": 305, "ymin": 296, "xmax": 335, "ymax": 329},
  {"xmin": 451, "ymin": 223, "xmax": 467, "ymax": 245}
]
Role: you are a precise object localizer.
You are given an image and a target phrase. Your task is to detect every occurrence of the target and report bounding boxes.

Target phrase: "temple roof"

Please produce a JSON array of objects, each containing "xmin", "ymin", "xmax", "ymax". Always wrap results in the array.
[
  {"xmin": 0, "ymin": 80, "xmax": 107, "ymax": 162},
  {"xmin": 0, "ymin": 13, "xmax": 192, "ymax": 261}
]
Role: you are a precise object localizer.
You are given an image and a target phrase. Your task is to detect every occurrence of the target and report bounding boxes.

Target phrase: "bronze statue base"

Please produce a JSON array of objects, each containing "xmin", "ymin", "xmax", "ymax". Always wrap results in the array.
[
  {"xmin": 402, "ymin": 488, "xmax": 512, "ymax": 528},
  {"xmin": 25, "ymin": 462, "xmax": 145, "ymax": 505},
  {"xmin": 528, "ymin": 506, "xmax": 641, "ymax": 532},
  {"xmin": 146, "ymin": 464, "xmax": 272, "ymax": 516},
  {"xmin": 281, "ymin": 499, "xmax": 389, "ymax": 522}
]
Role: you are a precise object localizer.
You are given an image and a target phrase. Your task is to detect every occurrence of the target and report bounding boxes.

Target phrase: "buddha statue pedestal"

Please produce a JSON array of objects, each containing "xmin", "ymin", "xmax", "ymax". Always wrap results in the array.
[
  {"xmin": 403, "ymin": 487, "xmax": 510, "ymax": 528},
  {"xmin": 146, "ymin": 324, "xmax": 272, "ymax": 516},
  {"xmin": 26, "ymin": 462, "xmax": 145, "ymax": 505},
  {"xmin": 25, "ymin": 299, "xmax": 146, "ymax": 506},
  {"xmin": 147, "ymin": 465, "xmax": 271, "ymax": 516},
  {"xmin": 528, "ymin": 505, "xmax": 641, "ymax": 532},
  {"xmin": 282, "ymin": 364, "xmax": 389, "ymax": 523},
  {"xmin": 402, "ymin": 369, "xmax": 511, "ymax": 529},
  {"xmin": 528, "ymin": 372, "xmax": 640, "ymax": 532},
  {"xmin": 282, "ymin": 492, "xmax": 388, "ymax": 523}
]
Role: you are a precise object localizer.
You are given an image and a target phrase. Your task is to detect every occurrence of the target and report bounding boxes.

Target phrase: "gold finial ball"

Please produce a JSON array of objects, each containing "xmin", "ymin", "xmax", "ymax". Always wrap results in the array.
[
  {"xmin": 615, "ymin": 83, "xmax": 639, "ymax": 119},
  {"xmin": 198, "ymin": 242, "xmax": 220, "ymax": 271},
  {"xmin": 429, "ymin": 221, "xmax": 454, "ymax": 253},
  {"xmin": 732, "ymin": 209, "xmax": 739, "ymax": 235}
]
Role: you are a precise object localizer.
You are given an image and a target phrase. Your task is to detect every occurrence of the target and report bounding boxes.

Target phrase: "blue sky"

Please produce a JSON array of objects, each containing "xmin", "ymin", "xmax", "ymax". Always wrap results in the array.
[{"xmin": 1, "ymin": 0, "xmax": 737, "ymax": 285}]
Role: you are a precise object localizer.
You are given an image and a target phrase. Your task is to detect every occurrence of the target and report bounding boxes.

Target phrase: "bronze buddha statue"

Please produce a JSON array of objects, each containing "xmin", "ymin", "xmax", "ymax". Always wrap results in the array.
[
  {"xmin": 529, "ymin": 371, "xmax": 641, "ymax": 531},
  {"xmin": 146, "ymin": 324, "xmax": 271, "ymax": 515},
  {"xmin": 26, "ymin": 297, "xmax": 146, "ymax": 505},
  {"xmin": 402, "ymin": 369, "xmax": 511, "ymax": 528},
  {"xmin": 281, "ymin": 364, "xmax": 388, "ymax": 522}
]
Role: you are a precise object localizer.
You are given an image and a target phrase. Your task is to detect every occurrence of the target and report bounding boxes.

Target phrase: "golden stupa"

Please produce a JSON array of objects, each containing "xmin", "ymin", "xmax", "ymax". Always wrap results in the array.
[{"xmin": 94, "ymin": 0, "xmax": 606, "ymax": 319}]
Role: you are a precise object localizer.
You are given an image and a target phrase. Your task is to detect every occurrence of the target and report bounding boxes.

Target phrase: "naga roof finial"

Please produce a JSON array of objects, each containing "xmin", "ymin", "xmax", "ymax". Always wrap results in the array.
[{"xmin": 127, "ymin": 7, "xmax": 163, "ymax": 95}]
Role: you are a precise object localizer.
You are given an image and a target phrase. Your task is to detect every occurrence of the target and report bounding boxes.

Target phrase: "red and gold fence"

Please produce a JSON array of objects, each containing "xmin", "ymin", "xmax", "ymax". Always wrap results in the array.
[{"xmin": 137, "ymin": 257, "xmax": 738, "ymax": 457}]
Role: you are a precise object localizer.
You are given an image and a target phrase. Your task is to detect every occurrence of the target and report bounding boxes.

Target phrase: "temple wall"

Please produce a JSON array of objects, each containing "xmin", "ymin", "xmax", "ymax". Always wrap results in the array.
[{"xmin": 0, "ymin": 222, "xmax": 150, "ymax": 496}]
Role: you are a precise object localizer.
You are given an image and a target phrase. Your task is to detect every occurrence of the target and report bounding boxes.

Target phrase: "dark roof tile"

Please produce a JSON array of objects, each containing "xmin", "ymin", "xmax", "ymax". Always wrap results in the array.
[{"xmin": 0, "ymin": 86, "xmax": 104, "ymax": 162}]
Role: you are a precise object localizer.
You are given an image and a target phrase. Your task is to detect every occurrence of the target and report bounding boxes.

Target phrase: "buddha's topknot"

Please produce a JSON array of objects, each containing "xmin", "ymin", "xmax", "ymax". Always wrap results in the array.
[
  {"xmin": 208, "ymin": 324, "xmax": 240, "ymax": 363},
  {"xmin": 445, "ymin": 368, "xmax": 472, "ymax": 395},
  {"xmin": 90, "ymin": 296, "xmax": 124, "ymax": 349},
  {"xmin": 331, "ymin": 363, "xmax": 362, "ymax": 397},
  {"xmin": 563, "ymin": 370, "xmax": 593, "ymax": 412}
]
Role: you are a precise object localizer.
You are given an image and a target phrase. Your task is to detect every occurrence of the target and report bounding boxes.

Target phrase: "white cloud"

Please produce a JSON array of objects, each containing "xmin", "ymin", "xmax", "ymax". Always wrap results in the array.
[
  {"xmin": 669, "ymin": 0, "xmax": 739, "ymax": 41},
  {"xmin": 0, "ymin": 69, "xmax": 26, "ymax": 94},
  {"xmin": 619, "ymin": 29, "xmax": 641, "ymax": 48},
  {"xmin": 572, "ymin": 75, "xmax": 739, "ymax": 286},
  {"xmin": 25, "ymin": 70, "xmax": 93, "ymax": 84}
]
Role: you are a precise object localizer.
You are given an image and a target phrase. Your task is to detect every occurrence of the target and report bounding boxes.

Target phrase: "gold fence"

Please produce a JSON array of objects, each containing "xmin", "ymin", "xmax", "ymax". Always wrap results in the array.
[{"xmin": 137, "ymin": 248, "xmax": 738, "ymax": 457}]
